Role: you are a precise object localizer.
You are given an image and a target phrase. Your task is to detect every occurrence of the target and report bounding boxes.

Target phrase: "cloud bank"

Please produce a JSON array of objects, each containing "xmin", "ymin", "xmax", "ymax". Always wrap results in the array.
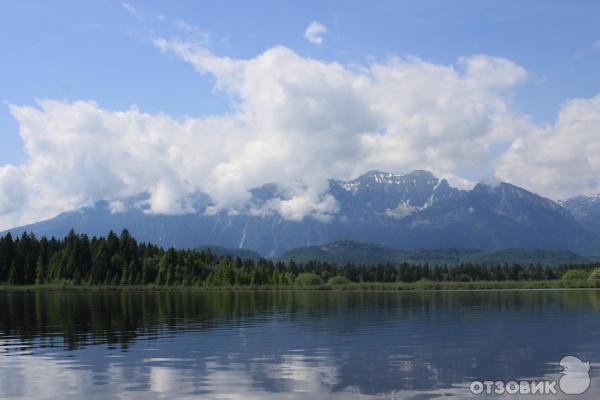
[
  {"xmin": 1, "ymin": 37, "xmax": 599, "ymax": 230},
  {"xmin": 495, "ymin": 95, "xmax": 600, "ymax": 199}
]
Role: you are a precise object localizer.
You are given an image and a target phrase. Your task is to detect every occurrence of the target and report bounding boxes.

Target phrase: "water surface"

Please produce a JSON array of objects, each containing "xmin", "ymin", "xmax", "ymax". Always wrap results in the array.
[{"xmin": 1, "ymin": 289, "xmax": 599, "ymax": 399}]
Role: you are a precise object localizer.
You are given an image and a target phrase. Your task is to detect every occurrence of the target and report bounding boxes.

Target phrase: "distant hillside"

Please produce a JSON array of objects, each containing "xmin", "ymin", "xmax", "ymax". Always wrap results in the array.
[
  {"xmin": 279, "ymin": 240, "xmax": 477, "ymax": 265},
  {"xmin": 279, "ymin": 240, "xmax": 596, "ymax": 266},
  {"xmin": 461, "ymin": 248, "xmax": 594, "ymax": 266},
  {"xmin": 197, "ymin": 245, "xmax": 263, "ymax": 261},
  {"xmin": 279, "ymin": 240, "xmax": 404, "ymax": 265}
]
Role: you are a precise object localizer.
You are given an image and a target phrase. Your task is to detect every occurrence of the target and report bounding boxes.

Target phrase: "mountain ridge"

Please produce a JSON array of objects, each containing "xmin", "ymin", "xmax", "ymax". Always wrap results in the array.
[
  {"xmin": 4, "ymin": 170, "xmax": 600, "ymax": 256},
  {"xmin": 560, "ymin": 194, "xmax": 600, "ymax": 235}
]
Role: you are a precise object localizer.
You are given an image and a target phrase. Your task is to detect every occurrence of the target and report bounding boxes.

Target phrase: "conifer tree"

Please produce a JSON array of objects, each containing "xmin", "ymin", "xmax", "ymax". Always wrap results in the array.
[{"xmin": 35, "ymin": 255, "xmax": 46, "ymax": 284}]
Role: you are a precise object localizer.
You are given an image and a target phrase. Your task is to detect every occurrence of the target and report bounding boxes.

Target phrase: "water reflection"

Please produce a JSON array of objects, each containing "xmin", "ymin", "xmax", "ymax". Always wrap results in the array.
[{"xmin": 1, "ymin": 290, "xmax": 600, "ymax": 399}]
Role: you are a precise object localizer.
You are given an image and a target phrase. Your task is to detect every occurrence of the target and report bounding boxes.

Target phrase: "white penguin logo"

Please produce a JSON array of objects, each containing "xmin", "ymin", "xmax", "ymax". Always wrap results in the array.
[{"xmin": 559, "ymin": 356, "xmax": 591, "ymax": 395}]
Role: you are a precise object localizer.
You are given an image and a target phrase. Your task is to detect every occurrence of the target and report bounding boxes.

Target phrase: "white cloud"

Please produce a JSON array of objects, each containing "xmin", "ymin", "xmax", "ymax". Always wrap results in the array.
[
  {"xmin": 108, "ymin": 200, "xmax": 127, "ymax": 214},
  {"xmin": 174, "ymin": 20, "xmax": 200, "ymax": 34},
  {"xmin": 121, "ymin": 2, "xmax": 143, "ymax": 20},
  {"xmin": 147, "ymin": 178, "xmax": 196, "ymax": 215},
  {"xmin": 304, "ymin": 21, "xmax": 327, "ymax": 45},
  {"xmin": 173, "ymin": 20, "xmax": 209, "ymax": 44},
  {"xmin": 0, "ymin": 165, "xmax": 26, "ymax": 215},
  {"xmin": 6, "ymin": 36, "xmax": 596, "ymax": 230},
  {"xmin": 495, "ymin": 95, "xmax": 600, "ymax": 199},
  {"xmin": 263, "ymin": 192, "xmax": 340, "ymax": 222},
  {"xmin": 0, "ymin": 165, "xmax": 26, "ymax": 229}
]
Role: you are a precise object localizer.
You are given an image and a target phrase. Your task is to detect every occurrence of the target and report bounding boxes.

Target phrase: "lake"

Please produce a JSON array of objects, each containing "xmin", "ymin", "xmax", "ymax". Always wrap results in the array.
[{"xmin": 1, "ymin": 289, "xmax": 599, "ymax": 399}]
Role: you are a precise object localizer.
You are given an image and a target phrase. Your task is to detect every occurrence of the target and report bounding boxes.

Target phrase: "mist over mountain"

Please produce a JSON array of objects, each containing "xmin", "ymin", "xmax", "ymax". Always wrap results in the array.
[{"xmin": 4, "ymin": 170, "xmax": 599, "ymax": 256}]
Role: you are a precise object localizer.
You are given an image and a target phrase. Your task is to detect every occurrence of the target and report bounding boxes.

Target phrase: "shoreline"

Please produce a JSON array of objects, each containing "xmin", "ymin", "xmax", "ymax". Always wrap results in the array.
[{"xmin": 1, "ymin": 280, "xmax": 598, "ymax": 292}]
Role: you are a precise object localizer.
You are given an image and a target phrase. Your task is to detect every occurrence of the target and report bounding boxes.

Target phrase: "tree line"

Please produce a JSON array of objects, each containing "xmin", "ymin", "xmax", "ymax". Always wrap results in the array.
[{"xmin": 0, "ymin": 230, "xmax": 598, "ymax": 286}]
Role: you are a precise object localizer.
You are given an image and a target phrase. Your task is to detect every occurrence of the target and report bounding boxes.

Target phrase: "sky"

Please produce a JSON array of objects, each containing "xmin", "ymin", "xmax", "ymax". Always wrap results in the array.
[{"xmin": 0, "ymin": 0, "xmax": 599, "ymax": 229}]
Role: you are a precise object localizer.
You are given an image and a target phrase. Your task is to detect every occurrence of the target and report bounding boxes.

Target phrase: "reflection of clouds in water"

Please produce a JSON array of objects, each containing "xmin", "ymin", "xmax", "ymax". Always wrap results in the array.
[
  {"xmin": 0, "ymin": 353, "xmax": 474, "ymax": 400},
  {"xmin": 197, "ymin": 355, "xmax": 342, "ymax": 398},
  {"xmin": 145, "ymin": 358, "xmax": 198, "ymax": 395},
  {"xmin": 388, "ymin": 353, "xmax": 445, "ymax": 390},
  {"xmin": 2, "ymin": 291, "xmax": 600, "ymax": 399},
  {"xmin": 0, "ymin": 355, "xmax": 94, "ymax": 400},
  {"xmin": 202, "ymin": 363, "xmax": 265, "ymax": 399},
  {"xmin": 150, "ymin": 367, "xmax": 180, "ymax": 394},
  {"xmin": 3, "ymin": 353, "xmax": 599, "ymax": 400},
  {"xmin": 262, "ymin": 352, "xmax": 340, "ymax": 393}
]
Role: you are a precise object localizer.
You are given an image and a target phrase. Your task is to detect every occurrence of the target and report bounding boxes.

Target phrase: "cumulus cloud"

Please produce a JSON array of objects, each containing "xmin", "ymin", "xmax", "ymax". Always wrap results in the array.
[
  {"xmin": 0, "ymin": 36, "xmax": 570, "ymax": 230},
  {"xmin": 261, "ymin": 193, "xmax": 340, "ymax": 222},
  {"xmin": 495, "ymin": 95, "xmax": 600, "ymax": 199},
  {"xmin": 304, "ymin": 21, "xmax": 327, "ymax": 45}
]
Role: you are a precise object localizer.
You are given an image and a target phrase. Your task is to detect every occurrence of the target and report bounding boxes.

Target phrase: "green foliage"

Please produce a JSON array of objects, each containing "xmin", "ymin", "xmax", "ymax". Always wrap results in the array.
[
  {"xmin": 295, "ymin": 273, "xmax": 322, "ymax": 286},
  {"xmin": 197, "ymin": 246, "xmax": 262, "ymax": 261},
  {"xmin": 562, "ymin": 269, "xmax": 589, "ymax": 281},
  {"xmin": 327, "ymin": 275, "xmax": 351, "ymax": 285},
  {"xmin": 463, "ymin": 248, "xmax": 592, "ymax": 266},
  {"xmin": 589, "ymin": 268, "xmax": 600, "ymax": 281},
  {"xmin": 35, "ymin": 256, "xmax": 46, "ymax": 284},
  {"xmin": 1, "ymin": 231, "xmax": 599, "ymax": 288},
  {"xmin": 210, "ymin": 258, "xmax": 235, "ymax": 287}
]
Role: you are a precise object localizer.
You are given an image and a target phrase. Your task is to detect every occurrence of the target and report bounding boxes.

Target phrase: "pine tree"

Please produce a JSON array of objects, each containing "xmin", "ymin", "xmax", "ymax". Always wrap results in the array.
[
  {"xmin": 109, "ymin": 254, "xmax": 125, "ymax": 285},
  {"xmin": 91, "ymin": 242, "xmax": 110, "ymax": 285},
  {"xmin": 142, "ymin": 257, "xmax": 158, "ymax": 285},
  {"xmin": 8, "ymin": 261, "xmax": 18, "ymax": 285},
  {"xmin": 121, "ymin": 261, "xmax": 131, "ymax": 285},
  {"xmin": 35, "ymin": 255, "xmax": 46, "ymax": 284},
  {"xmin": 0, "ymin": 233, "xmax": 15, "ymax": 282}
]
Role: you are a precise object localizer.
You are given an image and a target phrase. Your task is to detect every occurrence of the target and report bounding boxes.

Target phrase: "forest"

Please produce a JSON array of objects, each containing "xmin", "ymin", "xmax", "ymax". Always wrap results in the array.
[{"xmin": 0, "ymin": 230, "xmax": 599, "ymax": 287}]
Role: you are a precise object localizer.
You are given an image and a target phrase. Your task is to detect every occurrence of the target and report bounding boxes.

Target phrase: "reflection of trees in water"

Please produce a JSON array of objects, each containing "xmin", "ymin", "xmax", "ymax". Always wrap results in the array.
[
  {"xmin": 561, "ymin": 289, "xmax": 600, "ymax": 310},
  {"xmin": 2, "ymin": 290, "xmax": 600, "ymax": 397},
  {"xmin": 2, "ymin": 290, "xmax": 600, "ymax": 351}
]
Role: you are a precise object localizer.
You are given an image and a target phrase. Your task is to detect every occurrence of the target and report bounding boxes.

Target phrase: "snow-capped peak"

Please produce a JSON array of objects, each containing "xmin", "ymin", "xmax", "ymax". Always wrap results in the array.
[
  {"xmin": 340, "ymin": 170, "xmax": 440, "ymax": 192},
  {"xmin": 559, "ymin": 193, "xmax": 600, "ymax": 205}
]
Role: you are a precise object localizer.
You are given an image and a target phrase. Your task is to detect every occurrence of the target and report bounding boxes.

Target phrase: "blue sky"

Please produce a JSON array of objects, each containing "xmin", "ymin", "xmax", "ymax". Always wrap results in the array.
[
  {"xmin": 1, "ymin": 0, "xmax": 600, "ymax": 229},
  {"xmin": 2, "ymin": 0, "xmax": 599, "ymax": 165}
]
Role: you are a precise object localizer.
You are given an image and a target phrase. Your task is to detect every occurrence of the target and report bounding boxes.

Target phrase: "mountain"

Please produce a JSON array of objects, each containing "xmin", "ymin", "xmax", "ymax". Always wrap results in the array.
[
  {"xmin": 279, "ymin": 240, "xmax": 477, "ymax": 265},
  {"xmin": 329, "ymin": 172, "xmax": 599, "ymax": 253},
  {"xmin": 560, "ymin": 194, "xmax": 600, "ymax": 235},
  {"xmin": 461, "ymin": 248, "xmax": 596, "ymax": 266},
  {"xmin": 279, "ymin": 240, "xmax": 595, "ymax": 266},
  {"xmin": 4, "ymin": 170, "xmax": 600, "ymax": 256}
]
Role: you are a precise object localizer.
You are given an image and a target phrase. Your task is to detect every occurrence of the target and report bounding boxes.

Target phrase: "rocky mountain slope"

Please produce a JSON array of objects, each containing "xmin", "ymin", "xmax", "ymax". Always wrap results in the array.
[{"xmin": 560, "ymin": 194, "xmax": 600, "ymax": 236}]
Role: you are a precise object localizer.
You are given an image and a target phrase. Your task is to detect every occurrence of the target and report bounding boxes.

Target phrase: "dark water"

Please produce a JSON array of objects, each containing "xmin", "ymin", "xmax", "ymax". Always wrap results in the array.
[{"xmin": 1, "ymin": 289, "xmax": 600, "ymax": 399}]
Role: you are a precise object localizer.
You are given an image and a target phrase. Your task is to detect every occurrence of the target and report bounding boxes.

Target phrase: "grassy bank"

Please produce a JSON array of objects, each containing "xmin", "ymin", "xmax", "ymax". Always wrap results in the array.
[{"xmin": 1, "ymin": 279, "xmax": 599, "ymax": 292}]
